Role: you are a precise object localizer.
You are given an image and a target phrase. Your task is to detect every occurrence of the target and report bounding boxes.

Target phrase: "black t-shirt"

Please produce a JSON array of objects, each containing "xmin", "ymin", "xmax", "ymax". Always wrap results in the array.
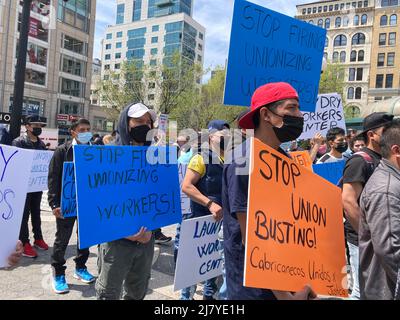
[{"xmin": 342, "ymin": 147, "xmax": 381, "ymax": 246}]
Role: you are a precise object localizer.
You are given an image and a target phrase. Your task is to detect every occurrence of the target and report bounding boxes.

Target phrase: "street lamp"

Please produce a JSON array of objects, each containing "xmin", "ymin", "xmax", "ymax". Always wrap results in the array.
[{"xmin": 9, "ymin": 0, "xmax": 69, "ymax": 140}]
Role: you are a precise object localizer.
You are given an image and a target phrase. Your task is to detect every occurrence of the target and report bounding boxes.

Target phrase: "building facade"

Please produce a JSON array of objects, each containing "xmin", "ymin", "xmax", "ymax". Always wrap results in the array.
[
  {"xmin": 0, "ymin": 0, "xmax": 96, "ymax": 141},
  {"xmin": 101, "ymin": 0, "xmax": 205, "ymax": 110},
  {"xmin": 296, "ymin": 0, "xmax": 375, "ymax": 118},
  {"xmin": 368, "ymin": 0, "xmax": 400, "ymax": 102}
]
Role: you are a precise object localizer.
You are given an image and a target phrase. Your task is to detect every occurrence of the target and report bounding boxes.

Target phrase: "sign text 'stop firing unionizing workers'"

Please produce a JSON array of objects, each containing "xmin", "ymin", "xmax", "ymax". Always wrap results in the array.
[{"xmin": 224, "ymin": 0, "xmax": 327, "ymax": 113}]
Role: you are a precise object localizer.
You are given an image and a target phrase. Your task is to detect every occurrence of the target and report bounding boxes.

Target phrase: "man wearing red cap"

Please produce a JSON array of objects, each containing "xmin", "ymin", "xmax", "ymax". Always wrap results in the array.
[{"xmin": 222, "ymin": 82, "xmax": 317, "ymax": 300}]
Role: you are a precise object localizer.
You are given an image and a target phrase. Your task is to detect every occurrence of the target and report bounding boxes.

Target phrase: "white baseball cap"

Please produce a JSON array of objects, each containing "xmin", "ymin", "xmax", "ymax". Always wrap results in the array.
[{"xmin": 127, "ymin": 103, "xmax": 157, "ymax": 122}]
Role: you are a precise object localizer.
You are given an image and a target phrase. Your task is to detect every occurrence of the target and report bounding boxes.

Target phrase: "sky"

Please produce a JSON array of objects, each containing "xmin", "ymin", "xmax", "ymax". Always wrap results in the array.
[{"xmin": 94, "ymin": 0, "xmax": 299, "ymax": 72}]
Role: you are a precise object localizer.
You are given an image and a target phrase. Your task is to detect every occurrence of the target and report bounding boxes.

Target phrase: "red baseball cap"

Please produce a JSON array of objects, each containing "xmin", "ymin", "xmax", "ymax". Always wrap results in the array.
[{"xmin": 238, "ymin": 82, "xmax": 299, "ymax": 129}]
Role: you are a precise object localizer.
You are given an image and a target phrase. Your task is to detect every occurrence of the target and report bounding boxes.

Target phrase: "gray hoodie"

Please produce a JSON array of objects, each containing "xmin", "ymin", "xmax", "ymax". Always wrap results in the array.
[{"xmin": 115, "ymin": 104, "xmax": 133, "ymax": 146}]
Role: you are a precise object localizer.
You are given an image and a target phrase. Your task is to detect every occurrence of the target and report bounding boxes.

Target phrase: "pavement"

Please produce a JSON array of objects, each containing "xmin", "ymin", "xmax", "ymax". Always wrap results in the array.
[{"xmin": 0, "ymin": 193, "xmax": 203, "ymax": 300}]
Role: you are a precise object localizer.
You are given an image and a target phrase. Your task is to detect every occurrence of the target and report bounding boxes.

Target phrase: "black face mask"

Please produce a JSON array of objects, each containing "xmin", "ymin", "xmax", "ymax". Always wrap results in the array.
[
  {"xmin": 32, "ymin": 128, "xmax": 42, "ymax": 137},
  {"xmin": 335, "ymin": 142, "xmax": 348, "ymax": 154},
  {"xmin": 130, "ymin": 125, "xmax": 151, "ymax": 145},
  {"xmin": 270, "ymin": 112, "xmax": 304, "ymax": 143}
]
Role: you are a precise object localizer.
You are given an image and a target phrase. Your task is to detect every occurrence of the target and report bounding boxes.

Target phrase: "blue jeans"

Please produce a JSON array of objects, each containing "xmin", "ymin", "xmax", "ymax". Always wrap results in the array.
[
  {"xmin": 174, "ymin": 213, "xmax": 219, "ymax": 300},
  {"xmin": 347, "ymin": 242, "xmax": 360, "ymax": 300}
]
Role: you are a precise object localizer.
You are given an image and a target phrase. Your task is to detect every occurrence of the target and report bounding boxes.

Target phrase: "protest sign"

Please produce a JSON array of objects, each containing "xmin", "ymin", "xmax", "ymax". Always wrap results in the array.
[
  {"xmin": 290, "ymin": 151, "xmax": 313, "ymax": 171},
  {"xmin": 224, "ymin": 0, "xmax": 326, "ymax": 112},
  {"xmin": 178, "ymin": 163, "xmax": 191, "ymax": 215},
  {"xmin": 0, "ymin": 145, "xmax": 34, "ymax": 267},
  {"xmin": 312, "ymin": 161, "xmax": 345, "ymax": 186},
  {"xmin": 299, "ymin": 93, "xmax": 346, "ymax": 140},
  {"xmin": 158, "ymin": 114, "xmax": 169, "ymax": 135},
  {"xmin": 244, "ymin": 138, "xmax": 348, "ymax": 297},
  {"xmin": 174, "ymin": 215, "xmax": 223, "ymax": 291},
  {"xmin": 27, "ymin": 150, "xmax": 53, "ymax": 193},
  {"xmin": 61, "ymin": 162, "xmax": 76, "ymax": 218},
  {"xmin": 74, "ymin": 145, "xmax": 182, "ymax": 248}
]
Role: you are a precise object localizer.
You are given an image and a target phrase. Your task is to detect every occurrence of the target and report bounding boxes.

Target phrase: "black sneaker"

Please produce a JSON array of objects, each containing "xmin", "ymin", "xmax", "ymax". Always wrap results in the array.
[{"xmin": 155, "ymin": 232, "xmax": 172, "ymax": 244}]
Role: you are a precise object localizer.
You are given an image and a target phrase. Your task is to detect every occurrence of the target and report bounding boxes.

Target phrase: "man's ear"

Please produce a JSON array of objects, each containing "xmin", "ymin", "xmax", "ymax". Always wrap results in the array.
[{"xmin": 259, "ymin": 107, "xmax": 271, "ymax": 123}]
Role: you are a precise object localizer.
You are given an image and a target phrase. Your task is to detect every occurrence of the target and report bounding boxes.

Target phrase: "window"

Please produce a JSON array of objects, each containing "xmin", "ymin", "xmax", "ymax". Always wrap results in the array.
[
  {"xmin": 148, "ymin": 94, "xmax": 155, "ymax": 101},
  {"xmin": 323, "ymin": 6, "xmax": 328, "ymax": 12},
  {"xmin": 117, "ymin": 31, "xmax": 123, "ymax": 38},
  {"xmin": 389, "ymin": 32, "xmax": 396, "ymax": 45},
  {"xmin": 352, "ymin": 2, "xmax": 357, "ymax": 8},
  {"xmin": 348, "ymin": 87, "xmax": 355, "ymax": 99},
  {"xmin": 358, "ymin": 50, "xmax": 364, "ymax": 62},
  {"xmin": 62, "ymin": 55, "xmax": 86, "ymax": 77},
  {"xmin": 349, "ymin": 68, "xmax": 356, "ymax": 81},
  {"xmin": 63, "ymin": 35, "xmax": 87, "ymax": 56},
  {"xmin": 354, "ymin": 15, "xmax": 360, "ymax": 26},
  {"xmin": 350, "ymin": 50, "xmax": 357, "ymax": 62},
  {"xmin": 318, "ymin": 19, "xmax": 323, "ymax": 27},
  {"xmin": 116, "ymin": 4, "xmax": 125, "ymax": 24},
  {"xmin": 386, "ymin": 74, "xmax": 393, "ymax": 88},
  {"xmin": 358, "ymin": 1, "xmax": 363, "ymax": 7},
  {"xmin": 150, "ymin": 48, "xmax": 158, "ymax": 55},
  {"xmin": 115, "ymin": 63, "xmax": 121, "ymax": 70},
  {"xmin": 355, "ymin": 87, "xmax": 362, "ymax": 99},
  {"xmin": 24, "ymin": 42, "xmax": 47, "ymax": 67},
  {"xmin": 313, "ymin": 7, "xmax": 317, "ymax": 13},
  {"xmin": 127, "ymin": 28, "xmax": 146, "ymax": 38},
  {"xmin": 148, "ymin": 82, "xmax": 155, "ymax": 89},
  {"xmin": 364, "ymin": 0, "xmax": 369, "ymax": 7},
  {"xmin": 104, "ymin": 75, "xmax": 109, "ymax": 80},
  {"xmin": 379, "ymin": 33, "xmax": 387, "ymax": 45},
  {"xmin": 361, "ymin": 14, "xmax": 367, "ymax": 25},
  {"xmin": 105, "ymin": 44, "xmax": 111, "ymax": 50},
  {"xmin": 308, "ymin": 8, "xmax": 312, "ymax": 14},
  {"xmin": 309, "ymin": 20, "xmax": 314, "ymax": 24},
  {"xmin": 335, "ymin": 4, "xmax": 339, "ymax": 10},
  {"xmin": 105, "ymin": 54, "xmax": 111, "ymax": 60},
  {"xmin": 57, "ymin": 0, "xmax": 90, "ymax": 33},
  {"xmin": 197, "ymin": 55, "xmax": 202, "ymax": 62},
  {"xmin": 343, "ymin": 16, "xmax": 349, "ymax": 27},
  {"xmin": 199, "ymin": 43, "xmax": 203, "ymax": 50},
  {"xmin": 106, "ymin": 33, "xmax": 112, "ymax": 40},
  {"xmin": 25, "ymin": 68, "xmax": 46, "ymax": 86},
  {"xmin": 356, "ymin": 68, "xmax": 363, "ymax": 81},
  {"xmin": 115, "ymin": 53, "xmax": 121, "ymax": 59},
  {"xmin": 104, "ymin": 64, "xmax": 110, "ymax": 70},
  {"xmin": 329, "ymin": 5, "xmax": 333, "ymax": 11},
  {"xmin": 332, "ymin": 51, "xmax": 339, "ymax": 62},
  {"xmin": 116, "ymin": 42, "xmax": 122, "ymax": 49},
  {"xmin": 151, "ymin": 37, "xmax": 158, "ymax": 44},
  {"xmin": 318, "ymin": 6, "xmax": 322, "ymax": 12},
  {"xmin": 378, "ymin": 53, "xmax": 385, "ymax": 67},
  {"xmin": 59, "ymin": 100, "xmax": 83, "ymax": 116},
  {"xmin": 380, "ymin": 15, "xmax": 388, "ymax": 26},
  {"xmin": 325, "ymin": 18, "xmax": 331, "ymax": 29},
  {"xmin": 334, "ymin": 34, "xmax": 347, "ymax": 46},
  {"xmin": 149, "ymin": 59, "xmax": 157, "ymax": 66},
  {"xmin": 60, "ymin": 78, "xmax": 84, "ymax": 97},
  {"xmin": 335, "ymin": 17, "xmax": 341, "ymax": 28},
  {"xmin": 381, "ymin": 0, "xmax": 400, "ymax": 7},
  {"xmin": 387, "ymin": 53, "xmax": 395, "ymax": 66},
  {"xmin": 376, "ymin": 74, "xmax": 384, "ymax": 88},
  {"xmin": 152, "ymin": 25, "xmax": 159, "ymax": 32},
  {"xmin": 302, "ymin": 9, "xmax": 306, "ymax": 15},
  {"xmin": 390, "ymin": 14, "xmax": 397, "ymax": 25},
  {"xmin": 352, "ymin": 33, "xmax": 366, "ymax": 45},
  {"xmin": 199, "ymin": 33, "xmax": 204, "ymax": 40},
  {"xmin": 340, "ymin": 51, "xmax": 346, "ymax": 62}
]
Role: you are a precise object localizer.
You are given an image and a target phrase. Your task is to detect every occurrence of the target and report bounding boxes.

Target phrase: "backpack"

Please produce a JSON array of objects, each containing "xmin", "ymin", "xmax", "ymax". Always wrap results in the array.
[{"xmin": 337, "ymin": 151, "xmax": 375, "ymax": 188}]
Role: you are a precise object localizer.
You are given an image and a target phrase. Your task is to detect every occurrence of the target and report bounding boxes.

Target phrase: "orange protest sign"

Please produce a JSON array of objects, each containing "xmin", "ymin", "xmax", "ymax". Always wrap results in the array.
[
  {"xmin": 244, "ymin": 138, "xmax": 348, "ymax": 298},
  {"xmin": 290, "ymin": 151, "xmax": 313, "ymax": 171}
]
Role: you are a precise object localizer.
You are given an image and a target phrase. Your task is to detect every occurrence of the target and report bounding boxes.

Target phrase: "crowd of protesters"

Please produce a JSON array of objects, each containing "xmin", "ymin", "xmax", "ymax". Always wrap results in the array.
[{"xmin": 2, "ymin": 82, "xmax": 400, "ymax": 301}]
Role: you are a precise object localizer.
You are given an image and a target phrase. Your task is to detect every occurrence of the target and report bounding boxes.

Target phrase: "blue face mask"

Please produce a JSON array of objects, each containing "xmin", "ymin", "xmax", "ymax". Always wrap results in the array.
[{"xmin": 77, "ymin": 132, "xmax": 93, "ymax": 144}]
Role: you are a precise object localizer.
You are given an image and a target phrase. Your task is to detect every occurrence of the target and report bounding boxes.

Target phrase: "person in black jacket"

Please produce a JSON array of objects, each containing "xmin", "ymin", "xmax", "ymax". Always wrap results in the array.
[
  {"xmin": 48, "ymin": 118, "xmax": 95, "ymax": 294},
  {"xmin": 12, "ymin": 115, "xmax": 48, "ymax": 258}
]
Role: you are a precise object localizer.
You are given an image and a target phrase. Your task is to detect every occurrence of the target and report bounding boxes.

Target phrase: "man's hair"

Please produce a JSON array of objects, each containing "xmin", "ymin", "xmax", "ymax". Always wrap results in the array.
[
  {"xmin": 70, "ymin": 118, "xmax": 90, "ymax": 131},
  {"xmin": 380, "ymin": 119, "xmax": 400, "ymax": 159},
  {"xmin": 326, "ymin": 127, "xmax": 345, "ymax": 142},
  {"xmin": 253, "ymin": 100, "xmax": 286, "ymax": 129},
  {"xmin": 350, "ymin": 134, "xmax": 366, "ymax": 150}
]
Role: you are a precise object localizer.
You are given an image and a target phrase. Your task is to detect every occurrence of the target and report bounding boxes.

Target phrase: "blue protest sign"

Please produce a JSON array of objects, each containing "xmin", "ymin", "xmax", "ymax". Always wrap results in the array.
[
  {"xmin": 224, "ymin": 0, "xmax": 327, "ymax": 112},
  {"xmin": 61, "ymin": 162, "xmax": 76, "ymax": 218},
  {"xmin": 73, "ymin": 145, "xmax": 182, "ymax": 248},
  {"xmin": 312, "ymin": 161, "xmax": 346, "ymax": 186}
]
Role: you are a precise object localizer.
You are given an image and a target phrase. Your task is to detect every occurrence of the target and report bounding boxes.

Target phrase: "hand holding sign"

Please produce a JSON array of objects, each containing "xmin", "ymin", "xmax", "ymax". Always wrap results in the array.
[{"xmin": 244, "ymin": 138, "xmax": 348, "ymax": 297}]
